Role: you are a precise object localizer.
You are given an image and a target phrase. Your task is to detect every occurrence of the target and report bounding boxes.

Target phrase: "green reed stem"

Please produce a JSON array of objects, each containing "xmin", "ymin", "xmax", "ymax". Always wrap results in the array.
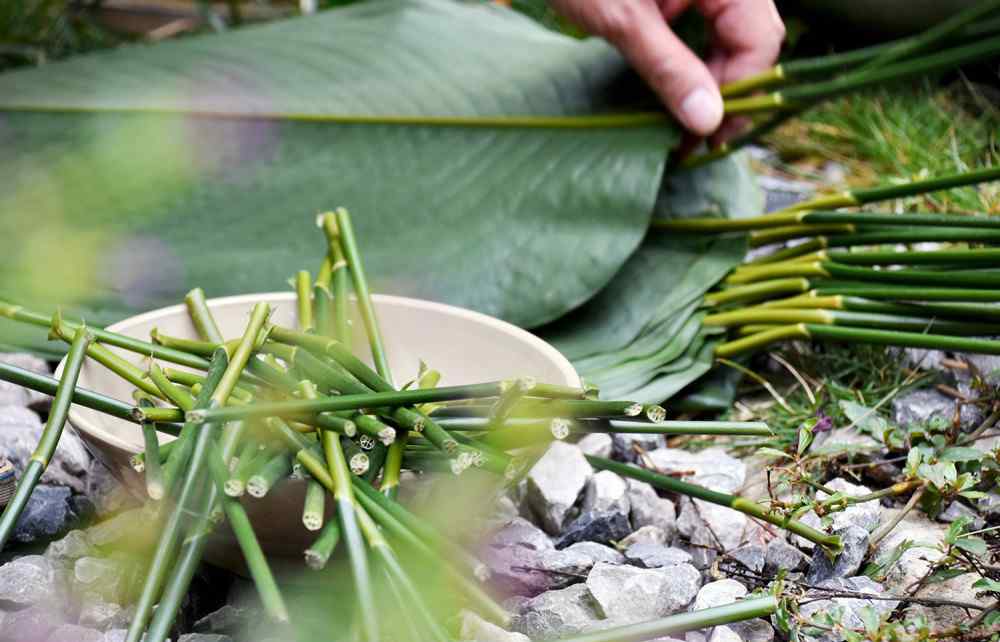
[
  {"xmin": 246, "ymin": 452, "xmax": 293, "ymax": 498},
  {"xmin": 0, "ymin": 300, "xmax": 211, "ymax": 370},
  {"xmin": 138, "ymin": 400, "xmax": 165, "ymax": 501},
  {"xmin": 588, "ymin": 455, "xmax": 841, "ymax": 551},
  {"xmin": 0, "ymin": 361, "xmax": 138, "ymax": 423},
  {"xmin": 305, "ymin": 517, "xmax": 341, "ymax": 570},
  {"xmin": 319, "ymin": 212, "xmax": 352, "ymax": 344},
  {"xmin": 322, "ymin": 428, "xmax": 380, "ymax": 642},
  {"xmin": 185, "ymin": 287, "xmax": 224, "ymax": 344},
  {"xmin": 148, "ymin": 363, "xmax": 196, "ymax": 411},
  {"xmin": 0, "ymin": 327, "xmax": 90, "ymax": 549},
  {"xmin": 296, "ymin": 270, "xmax": 313, "ymax": 332},
  {"xmin": 186, "ymin": 382, "xmax": 507, "ymax": 424},
  {"xmin": 704, "ymin": 307, "xmax": 1000, "ymax": 335},
  {"xmin": 303, "ymin": 478, "xmax": 326, "ymax": 532},
  {"xmin": 126, "ymin": 349, "xmax": 229, "ymax": 642},
  {"xmin": 555, "ymin": 596, "xmax": 778, "ymax": 642}
]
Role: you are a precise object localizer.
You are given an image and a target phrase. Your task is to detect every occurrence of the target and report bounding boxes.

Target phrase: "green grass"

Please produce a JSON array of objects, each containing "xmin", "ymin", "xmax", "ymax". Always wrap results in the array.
[{"xmin": 765, "ymin": 80, "xmax": 1000, "ymax": 213}]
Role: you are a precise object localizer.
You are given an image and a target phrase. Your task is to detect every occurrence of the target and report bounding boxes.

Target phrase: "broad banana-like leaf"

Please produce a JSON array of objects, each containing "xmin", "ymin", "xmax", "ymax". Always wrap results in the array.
[
  {"xmin": 541, "ymin": 153, "xmax": 762, "ymax": 403},
  {"xmin": 0, "ymin": 0, "xmax": 676, "ymax": 352}
]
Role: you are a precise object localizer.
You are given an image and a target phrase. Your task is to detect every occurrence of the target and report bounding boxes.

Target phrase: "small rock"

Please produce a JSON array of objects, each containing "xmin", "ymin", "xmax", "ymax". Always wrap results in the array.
[
  {"xmin": 586, "ymin": 561, "xmax": 700, "ymax": 621},
  {"xmin": 85, "ymin": 463, "xmax": 139, "ymax": 518},
  {"xmin": 677, "ymin": 498, "xmax": 747, "ymax": 553},
  {"xmin": 814, "ymin": 477, "xmax": 882, "ymax": 533},
  {"xmin": 582, "ymin": 471, "xmax": 629, "ymax": 516},
  {"xmin": 805, "ymin": 525, "xmax": 868, "ymax": 583},
  {"xmin": 619, "ymin": 525, "xmax": 668, "ymax": 548},
  {"xmin": 624, "ymin": 543, "xmax": 692, "ymax": 569},
  {"xmin": 729, "ymin": 544, "xmax": 766, "ymax": 573},
  {"xmin": 892, "ymin": 389, "xmax": 955, "ymax": 428},
  {"xmin": 78, "ymin": 596, "xmax": 127, "ymax": 630},
  {"xmin": 493, "ymin": 495, "xmax": 520, "ymax": 523},
  {"xmin": 693, "ymin": 579, "xmax": 747, "ymax": 611},
  {"xmin": 576, "ymin": 433, "xmax": 612, "ymax": 459},
  {"xmin": 178, "ymin": 635, "xmax": 234, "ymax": 642},
  {"xmin": 892, "ymin": 347, "xmax": 946, "ymax": 372},
  {"xmin": 194, "ymin": 604, "xmax": 254, "ymax": 634},
  {"xmin": 707, "ymin": 626, "xmax": 741, "ymax": 642},
  {"xmin": 536, "ymin": 543, "xmax": 624, "ymax": 590},
  {"xmin": 626, "ymin": 480, "xmax": 677, "ymax": 539},
  {"xmin": 0, "ymin": 554, "xmax": 57, "ymax": 608},
  {"xmin": 939, "ymin": 501, "xmax": 984, "ymax": 529},
  {"xmin": 47, "ymin": 624, "xmax": 105, "ymax": 642},
  {"xmin": 525, "ymin": 442, "xmax": 592, "ymax": 535},
  {"xmin": 74, "ymin": 556, "xmax": 129, "ymax": 603},
  {"xmin": 765, "ymin": 538, "xmax": 808, "ymax": 572},
  {"xmin": 729, "ymin": 619, "xmax": 775, "ymax": 642},
  {"xmin": 646, "ymin": 448, "xmax": 746, "ymax": 493},
  {"xmin": 460, "ymin": 609, "xmax": 530, "ymax": 642},
  {"xmin": 685, "ymin": 632, "xmax": 707, "ymax": 642},
  {"xmin": 0, "ymin": 406, "xmax": 91, "ymax": 493},
  {"xmin": 979, "ymin": 490, "xmax": 1000, "ymax": 519},
  {"xmin": 612, "ymin": 433, "xmax": 666, "ymax": 463},
  {"xmin": 490, "ymin": 518, "xmax": 554, "ymax": 552},
  {"xmin": 964, "ymin": 353, "xmax": 1000, "ymax": 383},
  {"xmin": 555, "ymin": 511, "xmax": 631, "ymax": 548},
  {"xmin": 12, "ymin": 485, "xmax": 76, "ymax": 544},
  {"xmin": 798, "ymin": 576, "xmax": 897, "ymax": 642},
  {"xmin": 510, "ymin": 583, "xmax": 602, "ymax": 639},
  {"xmin": 0, "ymin": 353, "xmax": 52, "ymax": 408},
  {"xmin": 46, "ymin": 530, "xmax": 91, "ymax": 561},
  {"xmin": 84, "ymin": 508, "xmax": 152, "ymax": 549},
  {"xmin": 0, "ymin": 604, "xmax": 63, "ymax": 641}
]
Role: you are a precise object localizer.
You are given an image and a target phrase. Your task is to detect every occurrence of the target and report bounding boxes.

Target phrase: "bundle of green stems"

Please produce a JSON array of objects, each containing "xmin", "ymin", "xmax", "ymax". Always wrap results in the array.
[
  {"xmin": 693, "ymin": 0, "xmax": 1000, "ymax": 169},
  {"xmin": 0, "ymin": 208, "xmax": 810, "ymax": 640},
  {"xmin": 653, "ymin": 166, "xmax": 1000, "ymax": 359}
]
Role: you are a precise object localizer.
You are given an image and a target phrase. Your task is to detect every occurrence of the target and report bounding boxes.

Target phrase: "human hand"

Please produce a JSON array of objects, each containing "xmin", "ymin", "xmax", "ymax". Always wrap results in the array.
[{"xmin": 549, "ymin": 0, "xmax": 785, "ymax": 140}]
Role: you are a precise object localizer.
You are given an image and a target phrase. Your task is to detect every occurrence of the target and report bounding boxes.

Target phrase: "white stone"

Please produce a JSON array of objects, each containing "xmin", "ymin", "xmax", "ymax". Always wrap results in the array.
[
  {"xmin": 586, "ymin": 561, "xmax": 700, "ymax": 621},
  {"xmin": 525, "ymin": 442, "xmax": 592, "ymax": 534},
  {"xmin": 582, "ymin": 470, "xmax": 629, "ymax": 516},
  {"xmin": 626, "ymin": 479, "xmax": 677, "ymax": 539},
  {"xmin": 576, "ymin": 433, "xmax": 613, "ymax": 458},
  {"xmin": 693, "ymin": 579, "xmax": 748, "ymax": 612},
  {"xmin": 460, "ymin": 610, "xmax": 530, "ymax": 642},
  {"xmin": 646, "ymin": 448, "xmax": 746, "ymax": 493}
]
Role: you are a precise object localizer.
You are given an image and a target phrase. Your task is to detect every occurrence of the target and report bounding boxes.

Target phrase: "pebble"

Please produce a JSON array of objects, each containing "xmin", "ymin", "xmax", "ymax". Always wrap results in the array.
[
  {"xmin": 645, "ymin": 448, "xmax": 745, "ymax": 493},
  {"xmin": 677, "ymin": 498, "xmax": 747, "ymax": 553},
  {"xmin": 194, "ymin": 604, "xmax": 255, "ymax": 634},
  {"xmin": 619, "ymin": 525, "xmax": 668, "ymax": 548},
  {"xmin": 74, "ymin": 556, "xmax": 130, "ymax": 603},
  {"xmin": 693, "ymin": 579, "xmax": 747, "ymax": 611},
  {"xmin": 805, "ymin": 525, "xmax": 868, "ymax": 583},
  {"xmin": 0, "ymin": 406, "xmax": 91, "ymax": 494},
  {"xmin": 46, "ymin": 529, "xmax": 91, "ymax": 561},
  {"xmin": 483, "ymin": 518, "xmax": 558, "ymax": 596},
  {"xmin": 460, "ymin": 610, "xmax": 530, "ymax": 642},
  {"xmin": 536, "ymin": 543, "xmax": 624, "ymax": 590},
  {"xmin": 525, "ymin": 442, "xmax": 592, "ymax": 534},
  {"xmin": 707, "ymin": 626, "xmax": 741, "ymax": 642},
  {"xmin": 581, "ymin": 471, "xmax": 629, "ymax": 516},
  {"xmin": 490, "ymin": 517, "xmax": 554, "ymax": 552},
  {"xmin": 0, "ymin": 555, "xmax": 56, "ymax": 608},
  {"xmin": 586, "ymin": 561, "xmax": 700, "ymax": 621},
  {"xmin": 555, "ymin": 510, "xmax": 631, "ymax": 549},
  {"xmin": 47, "ymin": 624, "xmax": 105, "ymax": 642},
  {"xmin": 575, "ymin": 433, "xmax": 612, "ymax": 459},
  {"xmin": 626, "ymin": 479, "xmax": 677, "ymax": 539},
  {"xmin": 623, "ymin": 543, "xmax": 692, "ymax": 569},
  {"xmin": 765, "ymin": 538, "xmax": 808, "ymax": 572},
  {"xmin": 798, "ymin": 576, "xmax": 897, "ymax": 642},
  {"xmin": 12, "ymin": 485, "xmax": 76, "ymax": 544},
  {"xmin": 510, "ymin": 583, "xmax": 602, "ymax": 639},
  {"xmin": 814, "ymin": 477, "xmax": 882, "ymax": 533},
  {"xmin": 730, "ymin": 619, "xmax": 775, "ymax": 642},
  {"xmin": 78, "ymin": 596, "xmax": 128, "ymax": 630},
  {"xmin": 0, "ymin": 353, "xmax": 52, "ymax": 408},
  {"xmin": 612, "ymin": 433, "xmax": 666, "ymax": 463},
  {"xmin": 0, "ymin": 604, "xmax": 63, "ymax": 641},
  {"xmin": 892, "ymin": 389, "xmax": 957, "ymax": 429}
]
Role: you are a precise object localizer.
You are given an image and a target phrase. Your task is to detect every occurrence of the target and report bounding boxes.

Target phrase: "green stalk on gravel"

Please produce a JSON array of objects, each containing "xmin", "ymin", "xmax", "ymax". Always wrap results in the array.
[
  {"xmin": 321, "ymin": 428, "xmax": 380, "ymax": 642},
  {"xmin": 587, "ymin": 456, "xmax": 842, "ymax": 552},
  {"xmin": 0, "ymin": 326, "xmax": 91, "ymax": 549},
  {"xmin": 714, "ymin": 323, "xmax": 1000, "ymax": 358},
  {"xmin": 0, "ymin": 361, "xmax": 144, "ymax": 424},
  {"xmin": 555, "ymin": 596, "xmax": 779, "ymax": 642},
  {"xmin": 435, "ymin": 417, "xmax": 773, "ymax": 437}
]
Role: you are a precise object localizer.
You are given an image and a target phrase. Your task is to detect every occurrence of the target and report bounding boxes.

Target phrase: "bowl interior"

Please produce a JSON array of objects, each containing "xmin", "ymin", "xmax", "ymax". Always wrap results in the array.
[{"xmin": 67, "ymin": 292, "xmax": 579, "ymax": 453}]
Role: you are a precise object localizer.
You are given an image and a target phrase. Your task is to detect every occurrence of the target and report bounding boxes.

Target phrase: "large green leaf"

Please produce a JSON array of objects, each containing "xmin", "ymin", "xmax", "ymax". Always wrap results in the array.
[
  {"xmin": 540, "ymin": 153, "xmax": 761, "ymax": 403},
  {"xmin": 0, "ymin": 0, "xmax": 676, "ymax": 351}
]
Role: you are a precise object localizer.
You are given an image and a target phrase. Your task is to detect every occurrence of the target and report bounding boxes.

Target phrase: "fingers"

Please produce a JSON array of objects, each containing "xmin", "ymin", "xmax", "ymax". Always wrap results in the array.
[
  {"xmin": 600, "ymin": 1, "xmax": 724, "ymax": 135},
  {"xmin": 698, "ymin": 0, "xmax": 785, "ymax": 86}
]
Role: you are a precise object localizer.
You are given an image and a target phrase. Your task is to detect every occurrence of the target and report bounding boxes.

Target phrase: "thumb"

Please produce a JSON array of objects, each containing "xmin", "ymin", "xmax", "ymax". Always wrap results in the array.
[{"xmin": 602, "ymin": 3, "xmax": 723, "ymax": 135}]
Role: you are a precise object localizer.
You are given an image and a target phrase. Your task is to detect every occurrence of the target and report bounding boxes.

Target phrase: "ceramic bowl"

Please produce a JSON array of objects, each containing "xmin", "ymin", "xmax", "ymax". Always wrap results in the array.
[{"xmin": 57, "ymin": 292, "xmax": 578, "ymax": 567}]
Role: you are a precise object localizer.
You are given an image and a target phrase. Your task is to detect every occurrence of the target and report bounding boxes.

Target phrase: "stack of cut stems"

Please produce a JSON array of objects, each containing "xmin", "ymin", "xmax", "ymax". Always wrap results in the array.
[
  {"xmin": 0, "ymin": 208, "xmax": 812, "ymax": 640},
  {"xmin": 653, "ymin": 167, "xmax": 1000, "ymax": 360}
]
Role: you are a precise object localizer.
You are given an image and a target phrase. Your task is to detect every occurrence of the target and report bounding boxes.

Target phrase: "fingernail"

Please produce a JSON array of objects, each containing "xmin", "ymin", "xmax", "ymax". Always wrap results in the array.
[{"xmin": 680, "ymin": 87, "xmax": 723, "ymax": 135}]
